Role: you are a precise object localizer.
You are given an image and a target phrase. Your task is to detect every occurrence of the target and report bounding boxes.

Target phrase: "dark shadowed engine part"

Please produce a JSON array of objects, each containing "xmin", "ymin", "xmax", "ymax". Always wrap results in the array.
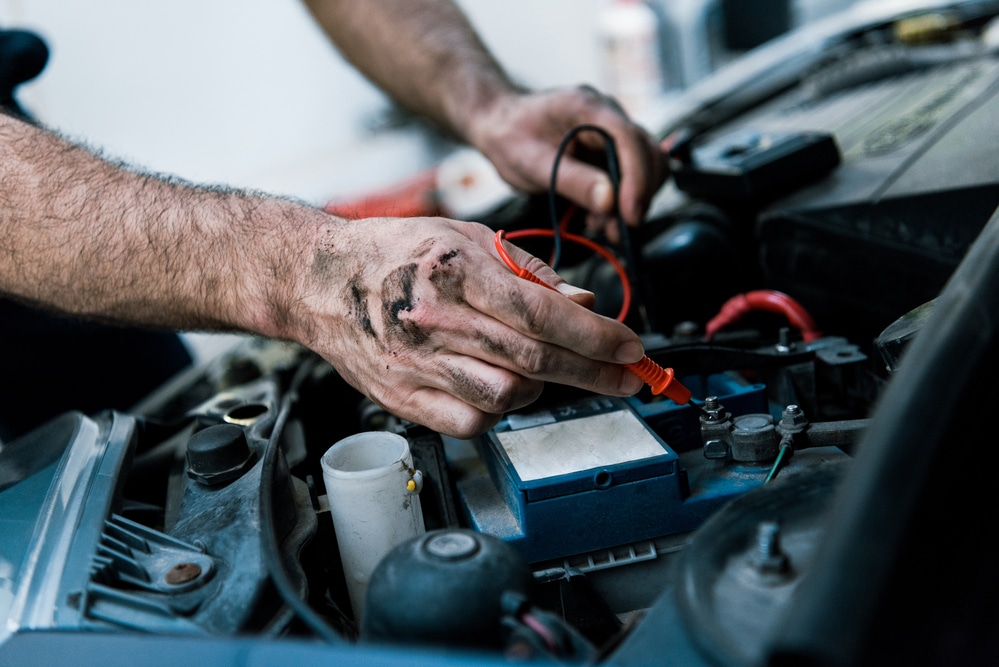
[
  {"xmin": 362, "ymin": 529, "xmax": 532, "ymax": 648},
  {"xmin": 672, "ymin": 463, "xmax": 848, "ymax": 666},
  {"xmin": 0, "ymin": 370, "xmax": 318, "ymax": 638}
]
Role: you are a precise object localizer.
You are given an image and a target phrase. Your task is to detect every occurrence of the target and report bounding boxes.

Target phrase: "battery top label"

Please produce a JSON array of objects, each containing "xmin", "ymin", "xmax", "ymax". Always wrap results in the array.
[{"xmin": 495, "ymin": 409, "xmax": 668, "ymax": 482}]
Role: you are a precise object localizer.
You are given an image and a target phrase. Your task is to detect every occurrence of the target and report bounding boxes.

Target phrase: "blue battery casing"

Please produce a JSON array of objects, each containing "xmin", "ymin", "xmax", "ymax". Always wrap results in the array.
[
  {"xmin": 477, "ymin": 397, "xmax": 680, "ymax": 562},
  {"xmin": 454, "ymin": 375, "xmax": 769, "ymax": 563}
]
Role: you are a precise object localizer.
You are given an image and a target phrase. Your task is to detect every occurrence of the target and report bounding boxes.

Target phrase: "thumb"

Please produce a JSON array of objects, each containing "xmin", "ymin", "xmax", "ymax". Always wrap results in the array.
[{"xmin": 554, "ymin": 157, "xmax": 615, "ymax": 216}]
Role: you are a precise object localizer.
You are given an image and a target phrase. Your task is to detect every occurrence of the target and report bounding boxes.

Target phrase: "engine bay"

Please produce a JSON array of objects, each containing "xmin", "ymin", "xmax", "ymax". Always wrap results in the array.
[{"xmin": 4, "ymin": 2, "xmax": 999, "ymax": 664}]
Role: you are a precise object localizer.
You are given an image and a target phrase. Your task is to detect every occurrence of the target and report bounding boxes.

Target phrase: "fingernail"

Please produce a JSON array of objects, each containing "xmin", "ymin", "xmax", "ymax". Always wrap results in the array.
[
  {"xmin": 556, "ymin": 283, "xmax": 593, "ymax": 298},
  {"xmin": 614, "ymin": 340, "xmax": 644, "ymax": 364},
  {"xmin": 591, "ymin": 178, "xmax": 613, "ymax": 212}
]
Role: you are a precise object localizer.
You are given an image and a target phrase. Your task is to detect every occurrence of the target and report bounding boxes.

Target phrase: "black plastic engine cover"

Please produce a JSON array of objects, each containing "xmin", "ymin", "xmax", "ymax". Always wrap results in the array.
[{"xmin": 734, "ymin": 54, "xmax": 999, "ymax": 338}]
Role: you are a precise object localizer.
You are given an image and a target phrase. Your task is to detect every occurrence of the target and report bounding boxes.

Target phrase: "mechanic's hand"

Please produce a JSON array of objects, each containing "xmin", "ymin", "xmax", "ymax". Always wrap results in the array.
[
  {"xmin": 289, "ymin": 215, "xmax": 645, "ymax": 438},
  {"xmin": 466, "ymin": 85, "xmax": 669, "ymax": 241}
]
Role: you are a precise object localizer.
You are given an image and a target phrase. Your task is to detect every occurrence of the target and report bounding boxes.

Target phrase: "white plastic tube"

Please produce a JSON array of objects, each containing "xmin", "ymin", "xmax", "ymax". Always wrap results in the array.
[{"xmin": 320, "ymin": 431, "xmax": 425, "ymax": 621}]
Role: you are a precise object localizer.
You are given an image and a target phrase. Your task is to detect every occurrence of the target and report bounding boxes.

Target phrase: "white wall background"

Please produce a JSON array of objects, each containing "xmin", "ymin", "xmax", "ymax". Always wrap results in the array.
[
  {"xmin": 0, "ymin": 0, "xmax": 856, "ymax": 360},
  {"xmin": 0, "ymin": 0, "xmax": 609, "ymax": 205}
]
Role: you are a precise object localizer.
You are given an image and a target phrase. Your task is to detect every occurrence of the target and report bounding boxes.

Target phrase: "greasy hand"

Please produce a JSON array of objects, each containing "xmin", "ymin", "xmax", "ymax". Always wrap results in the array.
[
  {"xmin": 287, "ymin": 216, "xmax": 645, "ymax": 439},
  {"xmin": 467, "ymin": 86, "xmax": 669, "ymax": 240}
]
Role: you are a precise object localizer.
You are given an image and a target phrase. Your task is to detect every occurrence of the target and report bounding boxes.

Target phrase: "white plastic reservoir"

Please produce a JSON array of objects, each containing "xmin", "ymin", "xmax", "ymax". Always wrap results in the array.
[{"xmin": 320, "ymin": 431, "xmax": 425, "ymax": 621}]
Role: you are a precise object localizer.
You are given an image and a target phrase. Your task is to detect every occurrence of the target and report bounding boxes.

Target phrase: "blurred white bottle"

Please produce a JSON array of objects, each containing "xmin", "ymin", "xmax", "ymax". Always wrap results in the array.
[{"xmin": 597, "ymin": 0, "xmax": 667, "ymax": 121}]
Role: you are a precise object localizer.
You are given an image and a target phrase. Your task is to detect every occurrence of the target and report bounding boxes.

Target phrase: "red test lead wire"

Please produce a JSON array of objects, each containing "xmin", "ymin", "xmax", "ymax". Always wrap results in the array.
[{"xmin": 493, "ymin": 230, "xmax": 692, "ymax": 405}]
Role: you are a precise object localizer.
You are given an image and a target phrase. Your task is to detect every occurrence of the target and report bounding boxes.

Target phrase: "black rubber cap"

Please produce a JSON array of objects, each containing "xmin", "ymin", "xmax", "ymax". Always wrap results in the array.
[{"xmin": 186, "ymin": 424, "xmax": 255, "ymax": 486}]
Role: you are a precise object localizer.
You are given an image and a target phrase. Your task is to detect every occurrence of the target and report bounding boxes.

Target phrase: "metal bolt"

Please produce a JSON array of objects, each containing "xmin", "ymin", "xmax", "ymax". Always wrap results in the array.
[
  {"xmin": 165, "ymin": 562, "xmax": 202, "ymax": 585},
  {"xmin": 672, "ymin": 320, "xmax": 700, "ymax": 342},
  {"xmin": 752, "ymin": 521, "xmax": 789, "ymax": 575},
  {"xmin": 701, "ymin": 396, "xmax": 728, "ymax": 423},
  {"xmin": 700, "ymin": 396, "xmax": 733, "ymax": 458},
  {"xmin": 783, "ymin": 404, "xmax": 807, "ymax": 424},
  {"xmin": 775, "ymin": 327, "xmax": 794, "ymax": 353}
]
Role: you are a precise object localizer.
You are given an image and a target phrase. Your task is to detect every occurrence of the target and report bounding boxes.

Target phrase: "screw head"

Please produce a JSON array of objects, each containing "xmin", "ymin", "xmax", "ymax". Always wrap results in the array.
[{"xmin": 165, "ymin": 562, "xmax": 202, "ymax": 585}]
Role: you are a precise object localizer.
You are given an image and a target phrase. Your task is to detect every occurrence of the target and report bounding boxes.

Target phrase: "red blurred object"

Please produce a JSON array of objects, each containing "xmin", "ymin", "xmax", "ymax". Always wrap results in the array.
[
  {"xmin": 705, "ymin": 290, "xmax": 821, "ymax": 343},
  {"xmin": 323, "ymin": 168, "xmax": 442, "ymax": 219}
]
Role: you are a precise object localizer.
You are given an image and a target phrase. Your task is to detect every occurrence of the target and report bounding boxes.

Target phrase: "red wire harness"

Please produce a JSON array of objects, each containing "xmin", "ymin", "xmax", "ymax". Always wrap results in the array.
[
  {"xmin": 493, "ymin": 230, "xmax": 692, "ymax": 405},
  {"xmin": 704, "ymin": 290, "xmax": 822, "ymax": 343}
]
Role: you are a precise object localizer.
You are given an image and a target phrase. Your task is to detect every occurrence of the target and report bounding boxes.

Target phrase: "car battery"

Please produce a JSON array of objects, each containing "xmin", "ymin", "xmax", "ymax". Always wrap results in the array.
[
  {"xmin": 465, "ymin": 396, "xmax": 681, "ymax": 563},
  {"xmin": 452, "ymin": 375, "xmax": 770, "ymax": 563}
]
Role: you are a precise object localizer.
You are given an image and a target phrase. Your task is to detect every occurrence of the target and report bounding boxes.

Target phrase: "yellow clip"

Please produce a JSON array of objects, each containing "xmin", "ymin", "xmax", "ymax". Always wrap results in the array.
[{"xmin": 406, "ymin": 479, "xmax": 417, "ymax": 492}]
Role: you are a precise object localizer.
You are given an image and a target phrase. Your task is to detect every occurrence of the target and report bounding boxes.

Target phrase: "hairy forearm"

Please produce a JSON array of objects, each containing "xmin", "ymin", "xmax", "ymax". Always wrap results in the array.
[
  {"xmin": 0, "ymin": 114, "xmax": 648, "ymax": 438},
  {"xmin": 0, "ymin": 113, "xmax": 314, "ymax": 338},
  {"xmin": 303, "ymin": 0, "xmax": 519, "ymax": 142}
]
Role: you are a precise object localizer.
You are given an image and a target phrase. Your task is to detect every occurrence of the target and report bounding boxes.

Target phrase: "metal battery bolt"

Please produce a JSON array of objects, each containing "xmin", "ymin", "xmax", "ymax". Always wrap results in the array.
[
  {"xmin": 775, "ymin": 327, "xmax": 795, "ymax": 354},
  {"xmin": 776, "ymin": 403, "xmax": 809, "ymax": 452},
  {"xmin": 672, "ymin": 320, "xmax": 700, "ymax": 343},
  {"xmin": 700, "ymin": 396, "xmax": 727, "ymax": 422},
  {"xmin": 700, "ymin": 396, "xmax": 733, "ymax": 460},
  {"xmin": 779, "ymin": 404, "xmax": 808, "ymax": 431}
]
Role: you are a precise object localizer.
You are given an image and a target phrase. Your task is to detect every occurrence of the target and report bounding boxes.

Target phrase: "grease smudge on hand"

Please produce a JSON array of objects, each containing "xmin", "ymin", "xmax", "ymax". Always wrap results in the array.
[
  {"xmin": 429, "ymin": 249, "xmax": 466, "ymax": 305},
  {"xmin": 347, "ymin": 275, "xmax": 377, "ymax": 340},
  {"xmin": 382, "ymin": 263, "xmax": 429, "ymax": 346}
]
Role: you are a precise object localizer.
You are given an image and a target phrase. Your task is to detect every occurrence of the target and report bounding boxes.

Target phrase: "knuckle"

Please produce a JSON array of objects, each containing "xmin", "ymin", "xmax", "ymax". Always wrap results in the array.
[
  {"xmin": 588, "ymin": 363, "xmax": 617, "ymax": 392},
  {"xmin": 521, "ymin": 255, "xmax": 552, "ymax": 277},
  {"xmin": 451, "ymin": 412, "xmax": 502, "ymax": 440},
  {"xmin": 513, "ymin": 289, "xmax": 554, "ymax": 337},
  {"xmin": 492, "ymin": 376, "xmax": 544, "ymax": 414},
  {"xmin": 479, "ymin": 379, "xmax": 512, "ymax": 413},
  {"xmin": 564, "ymin": 364, "xmax": 605, "ymax": 395},
  {"xmin": 409, "ymin": 294, "xmax": 453, "ymax": 330},
  {"xmin": 516, "ymin": 339, "xmax": 551, "ymax": 376}
]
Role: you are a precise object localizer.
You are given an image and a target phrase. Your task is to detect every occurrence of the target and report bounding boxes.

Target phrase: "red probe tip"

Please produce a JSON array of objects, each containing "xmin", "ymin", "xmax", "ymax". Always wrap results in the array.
[{"xmin": 626, "ymin": 357, "xmax": 692, "ymax": 405}]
